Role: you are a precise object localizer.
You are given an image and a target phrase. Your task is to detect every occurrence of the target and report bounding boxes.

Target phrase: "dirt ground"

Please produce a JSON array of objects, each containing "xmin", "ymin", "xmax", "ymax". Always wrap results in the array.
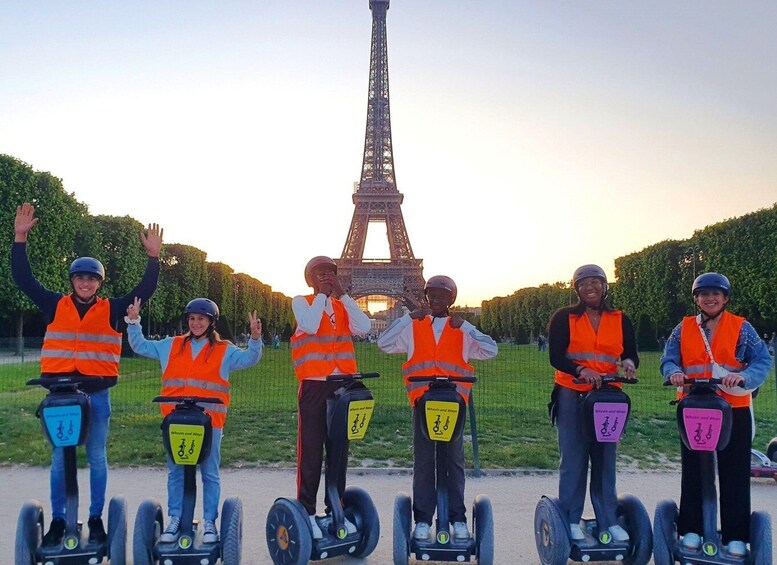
[{"xmin": 2, "ymin": 466, "xmax": 776, "ymax": 564}]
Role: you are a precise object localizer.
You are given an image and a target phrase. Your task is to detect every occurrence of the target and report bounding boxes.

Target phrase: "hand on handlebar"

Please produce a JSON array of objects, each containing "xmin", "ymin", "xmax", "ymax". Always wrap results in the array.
[
  {"xmin": 578, "ymin": 367, "xmax": 603, "ymax": 389},
  {"xmin": 668, "ymin": 372, "xmax": 686, "ymax": 387}
]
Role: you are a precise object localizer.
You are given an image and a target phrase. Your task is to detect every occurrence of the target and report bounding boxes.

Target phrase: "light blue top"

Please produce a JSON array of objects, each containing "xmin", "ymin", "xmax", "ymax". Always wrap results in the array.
[
  {"xmin": 128, "ymin": 323, "xmax": 263, "ymax": 380},
  {"xmin": 660, "ymin": 314, "xmax": 772, "ymax": 390}
]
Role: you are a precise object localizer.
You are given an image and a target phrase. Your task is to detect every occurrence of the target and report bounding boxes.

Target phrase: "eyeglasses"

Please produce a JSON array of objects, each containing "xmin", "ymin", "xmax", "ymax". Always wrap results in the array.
[{"xmin": 577, "ymin": 279, "xmax": 604, "ymax": 289}]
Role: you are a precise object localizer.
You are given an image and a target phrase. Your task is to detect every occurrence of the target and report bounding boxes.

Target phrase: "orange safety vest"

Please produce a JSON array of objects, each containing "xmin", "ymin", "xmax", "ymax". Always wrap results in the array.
[
  {"xmin": 402, "ymin": 318, "xmax": 475, "ymax": 406},
  {"xmin": 290, "ymin": 296, "xmax": 357, "ymax": 380},
  {"xmin": 678, "ymin": 311, "xmax": 748, "ymax": 408},
  {"xmin": 41, "ymin": 295, "xmax": 122, "ymax": 378},
  {"xmin": 160, "ymin": 336, "xmax": 230, "ymax": 428},
  {"xmin": 554, "ymin": 310, "xmax": 624, "ymax": 392}
]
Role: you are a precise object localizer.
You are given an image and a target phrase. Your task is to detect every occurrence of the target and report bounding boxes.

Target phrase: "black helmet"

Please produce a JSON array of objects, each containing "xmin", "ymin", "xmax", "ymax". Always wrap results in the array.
[
  {"xmin": 692, "ymin": 272, "xmax": 731, "ymax": 297},
  {"xmin": 572, "ymin": 264, "xmax": 607, "ymax": 289},
  {"xmin": 183, "ymin": 298, "xmax": 220, "ymax": 322},
  {"xmin": 304, "ymin": 256, "xmax": 337, "ymax": 287},
  {"xmin": 69, "ymin": 257, "xmax": 105, "ymax": 280},
  {"xmin": 424, "ymin": 275, "xmax": 457, "ymax": 304}
]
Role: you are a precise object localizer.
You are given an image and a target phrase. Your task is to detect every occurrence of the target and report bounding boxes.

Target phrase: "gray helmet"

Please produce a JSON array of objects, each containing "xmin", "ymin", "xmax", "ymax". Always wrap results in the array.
[
  {"xmin": 304, "ymin": 256, "xmax": 337, "ymax": 288},
  {"xmin": 69, "ymin": 257, "xmax": 105, "ymax": 281},
  {"xmin": 692, "ymin": 272, "xmax": 731, "ymax": 297},
  {"xmin": 572, "ymin": 264, "xmax": 607, "ymax": 289},
  {"xmin": 183, "ymin": 298, "xmax": 220, "ymax": 323},
  {"xmin": 424, "ymin": 275, "xmax": 457, "ymax": 304}
]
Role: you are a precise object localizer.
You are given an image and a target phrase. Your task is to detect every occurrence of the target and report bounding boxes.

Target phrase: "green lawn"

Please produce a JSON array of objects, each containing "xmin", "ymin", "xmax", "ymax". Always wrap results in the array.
[{"xmin": 1, "ymin": 344, "xmax": 775, "ymax": 470}]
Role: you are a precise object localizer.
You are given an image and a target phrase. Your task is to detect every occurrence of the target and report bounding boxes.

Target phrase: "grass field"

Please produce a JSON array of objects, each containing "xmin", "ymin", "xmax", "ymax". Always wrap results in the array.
[{"xmin": 1, "ymin": 343, "xmax": 775, "ymax": 470}]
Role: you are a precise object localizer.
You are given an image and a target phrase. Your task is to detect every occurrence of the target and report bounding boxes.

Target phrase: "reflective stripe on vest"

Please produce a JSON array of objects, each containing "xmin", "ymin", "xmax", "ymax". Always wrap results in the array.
[
  {"xmin": 291, "ymin": 296, "xmax": 358, "ymax": 380},
  {"xmin": 161, "ymin": 336, "xmax": 230, "ymax": 428},
  {"xmin": 554, "ymin": 310, "xmax": 624, "ymax": 392},
  {"xmin": 41, "ymin": 296, "xmax": 122, "ymax": 377},
  {"xmin": 678, "ymin": 312, "xmax": 748, "ymax": 408},
  {"xmin": 402, "ymin": 318, "xmax": 475, "ymax": 406}
]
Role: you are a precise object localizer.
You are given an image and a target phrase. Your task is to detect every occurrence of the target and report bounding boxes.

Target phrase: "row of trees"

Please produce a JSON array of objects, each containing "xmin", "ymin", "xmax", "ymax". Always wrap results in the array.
[
  {"xmin": 481, "ymin": 204, "xmax": 777, "ymax": 349},
  {"xmin": 0, "ymin": 155, "xmax": 295, "ymax": 347}
]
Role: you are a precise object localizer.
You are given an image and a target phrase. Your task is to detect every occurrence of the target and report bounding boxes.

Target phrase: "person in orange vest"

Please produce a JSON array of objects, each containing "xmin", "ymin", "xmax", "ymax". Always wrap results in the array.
[
  {"xmin": 547, "ymin": 264, "xmax": 638, "ymax": 543},
  {"xmin": 11, "ymin": 202, "xmax": 162, "ymax": 546},
  {"xmin": 661, "ymin": 272, "xmax": 771, "ymax": 557},
  {"xmin": 377, "ymin": 275, "xmax": 497, "ymax": 542},
  {"xmin": 290, "ymin": 255, "xmax": 371, "ymax": 539},
  {"xmin": 126, "ymin": 297, "xmax": 262, "ymax": 544}
]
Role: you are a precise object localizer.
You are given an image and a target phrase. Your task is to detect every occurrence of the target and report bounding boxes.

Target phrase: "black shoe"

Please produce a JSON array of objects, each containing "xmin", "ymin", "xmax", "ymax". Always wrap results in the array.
[
  {"xmin": 43, "ymin": 517, "xmax": 66, "ymax": 546},
  {"xmin": 88, "ymin": 516, "xmax": 107, "ymax": 545}
]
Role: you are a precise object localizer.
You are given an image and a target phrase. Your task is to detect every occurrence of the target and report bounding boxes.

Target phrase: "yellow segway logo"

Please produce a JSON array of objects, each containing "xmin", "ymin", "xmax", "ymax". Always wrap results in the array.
[
  {"xmin": 703, "ymin": 542, "xmax": 717, "ymax": 556},
  {"xmin": 437, "ymin": 530, "xmax": 450, "ymax": 544},
  {"xmin": 64, "ymin": 535, "xmax": 78, "ymax": 550},
  {"xmin": 599, "ymin": 530, "xmax": 611, "ymax": 544},
  {"xmin": 337, "ymin": 526, "xmax": 348, "ymax": 539},
  {"xmin": 276, "ymin": 525, "xmax": 289, "ymax": 550},
  {"xmin": 179, "ymin": 535, "xmax": 192, "ymax": 549},
  {"xmin": 169, "ymin": 424, "xmax": 205, "ymax": 465},
  {"xmin": 425, "ymin": 401, "xmax": 460, "ymax": 442},
  {"xmin": 347, "ymin": 400, "xmax": 375, "ymax": 440}
]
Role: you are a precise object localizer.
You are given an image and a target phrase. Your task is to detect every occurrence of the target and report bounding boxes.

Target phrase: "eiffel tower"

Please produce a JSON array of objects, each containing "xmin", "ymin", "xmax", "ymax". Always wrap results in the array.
[{"xmin": 335, "ymin": 0, "xmax": 425, "ymax": 310}]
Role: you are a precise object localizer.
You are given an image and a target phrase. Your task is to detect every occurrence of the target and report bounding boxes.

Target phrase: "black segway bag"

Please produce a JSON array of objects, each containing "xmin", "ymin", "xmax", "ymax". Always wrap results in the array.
[
  {"xmin": 327, "ymin": 381, "xmax": 375, "ymax": 441},
  {"xmin": 580, "ymin": 386, "xmax": 631, "ymax": 443},
  {"xmin": 416, "ymin": 385, "xmax": 466, "ymax": 443},
  {"xmin": 38, "ymin": 389, "xmax": 91, "ymax": 448},
  {"xmin": 161, "ymin": 403, "xmax": 213, "ymax": 466},
  {"xmin": 676, "ymin": 388, "xmax": 732, "ymax": 452}
]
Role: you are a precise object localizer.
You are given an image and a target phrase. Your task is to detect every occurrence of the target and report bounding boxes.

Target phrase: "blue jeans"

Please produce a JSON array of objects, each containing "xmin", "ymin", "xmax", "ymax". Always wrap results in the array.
[
  {"xmin": 166, "ymin": 427, "xmax": 223, "ymax": 521},
  {"xmin": 50, "ymin": 389, "xmax": 111, "ymax": 519}
]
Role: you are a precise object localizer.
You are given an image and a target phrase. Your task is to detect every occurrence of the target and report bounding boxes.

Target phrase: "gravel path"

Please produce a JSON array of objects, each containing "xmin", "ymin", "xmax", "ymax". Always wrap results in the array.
[{"xmin": 2, "ymin": 466, "xmax": 775, "ymax": 564}]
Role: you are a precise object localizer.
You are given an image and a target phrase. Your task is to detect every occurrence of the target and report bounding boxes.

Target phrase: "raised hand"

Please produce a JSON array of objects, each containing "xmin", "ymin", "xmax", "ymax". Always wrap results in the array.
[
  {"xmin": 409, "ymin": 306, "xmax": 431, "ymax": 320},
  {"xmin": 14, "ymin": 203, "xmax": 39, "ymax": 242},
  {"xmin": 140, "ymin": 223, "xmax": 164, "ymax": 258},
  {"xmin": 449, "ymin": 314, "xmax": 465, "ymax": 329},
  {"xmin": 126, "ymin": 297, "xmax": 142, "ymax": 321},
  {"xmin": 248, "ymin": 310, "xmax": 262, "ymax": 340}
]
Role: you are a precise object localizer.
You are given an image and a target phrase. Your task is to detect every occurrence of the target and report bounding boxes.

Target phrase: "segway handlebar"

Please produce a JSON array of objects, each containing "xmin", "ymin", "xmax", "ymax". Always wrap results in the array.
[
  {"xmin": 152, "ymin": 395, "xmax": 224, "ymax": 405},
  {"xmin": 572, "ymin": 373, "xmax": 638, "ymax": 385},
  {"xmin": 27, "ymin": 375, "xmax": 106, "ymax": 389},
  {"xmin": 406, "ymin": 375, "xmax": 478, "ymax": 384},
  {"xmin": 662, "ymin": 377, "xmax": 725, "ymax": 387},
  {"xmin": 325, "ymin": 372, "xmax": 380, "ymax": 383}
]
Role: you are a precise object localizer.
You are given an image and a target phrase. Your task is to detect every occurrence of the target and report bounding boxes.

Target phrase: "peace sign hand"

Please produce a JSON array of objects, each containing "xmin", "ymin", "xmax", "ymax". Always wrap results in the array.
[
  {"xmin": 126, "ymin": 297, "xmax": 142, "ymax": 321},
  {"xmin": 248, "ymin": 311, "xmax": 262, "ymax": 340}
]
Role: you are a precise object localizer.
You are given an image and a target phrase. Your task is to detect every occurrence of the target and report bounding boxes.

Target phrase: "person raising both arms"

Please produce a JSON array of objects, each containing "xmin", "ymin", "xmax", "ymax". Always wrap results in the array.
[{"xmin": 11, "ymin": 202, "xmax": 163, "ymax": 547}]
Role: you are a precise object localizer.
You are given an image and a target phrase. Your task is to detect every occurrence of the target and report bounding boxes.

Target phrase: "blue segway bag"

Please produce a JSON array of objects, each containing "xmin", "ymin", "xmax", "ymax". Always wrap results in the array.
[{"xmin": 38, "ymin": 389, "xmax": 91, "ymax": 448}]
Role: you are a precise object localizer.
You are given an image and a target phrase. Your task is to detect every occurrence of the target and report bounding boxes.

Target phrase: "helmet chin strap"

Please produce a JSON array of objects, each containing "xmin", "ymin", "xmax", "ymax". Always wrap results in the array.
[{"xmin": 699, "ymin": 305, "xmax": 725, "ymax": 328}]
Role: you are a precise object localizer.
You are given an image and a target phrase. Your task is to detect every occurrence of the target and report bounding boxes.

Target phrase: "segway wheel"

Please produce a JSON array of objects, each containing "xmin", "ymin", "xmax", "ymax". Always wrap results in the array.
[
  {"xmin": 266, "ymin": 498, "xmax": 312, "ymax": 565},
  {"xmin": 107, "ymin": 496, "xmax": 127, "ymax": 565},
  {"xmin": 133, "ymin": 499, "xmax": 163, "ymax": 565},
  {"xmin": 392, "ymin": 493, "xmax": 411, "ymax": 565},
  {"xmin": 473, "ymin": 494, "xmax": 494, "ymax": 565},
  {"xmin": 343, "ymin": 486, "xmax": 380, "ymax": 557},
  {"xmin": 767, "ymin": 439, "xmax": 777, "ymax": 463},
  {"xmin": 221, "ymin": 497, "xmax": 243, "ymax": 565},
  {"xmin": 749, "ymin": 511, "xmax": 772, "ymax": 565},
  {"xmin": 15, "ymin": 500, "xmax": 43, "ymax": 565},
  {"xmin": 652, "ymin": 499, "xmax": 678, "ymax": 565},
  {"xmin": 534, "ymin": 497, "xmax": 570, "ymax": 565},
  {"xmin": 616, "ymin": 494, "xmax": 652, "ymax": 565}
]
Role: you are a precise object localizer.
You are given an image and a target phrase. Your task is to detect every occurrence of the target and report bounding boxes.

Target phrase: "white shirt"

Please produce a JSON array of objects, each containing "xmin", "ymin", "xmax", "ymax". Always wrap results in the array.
[{"xmin": 377, "ymin": 313, "xmax": 498, "ymax": 361}]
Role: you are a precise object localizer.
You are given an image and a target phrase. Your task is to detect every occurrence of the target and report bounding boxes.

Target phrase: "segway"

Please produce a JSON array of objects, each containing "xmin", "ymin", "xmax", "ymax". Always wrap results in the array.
[
  {"xmin": 653, "ymin": 377, "xmax": 772, "ymax": 564},
  {"xmin": 15, "ymin": 375, "xmax": 127, "ymax": 565},
  {"xmin": 265, "ymin": 372, "xmax": 381, "ymax": 565},
  {"xmin": 133, "ymin": 395, "xmax": 242, "ymax": 565},
  {"xmin": 392, "ymin": 375, "xmax": 494, "ymax": 565},
  {"xmin": 534, "ymin": 374, "xmax": 652, "ymax": 565}
]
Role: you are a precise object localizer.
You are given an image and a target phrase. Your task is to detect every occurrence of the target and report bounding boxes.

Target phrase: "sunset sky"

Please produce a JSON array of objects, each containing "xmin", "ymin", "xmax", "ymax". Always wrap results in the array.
[{"xmin": 2, "ymin": 1, "xmax": 775, "ymax": 307}]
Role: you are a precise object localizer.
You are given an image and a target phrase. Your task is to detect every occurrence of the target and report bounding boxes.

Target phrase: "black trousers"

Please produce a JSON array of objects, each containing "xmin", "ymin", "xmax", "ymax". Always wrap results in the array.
[
  {"xmin": 296, "ymin": 380, "xmax": 349, "ymax": 516},
  {"xmin": 678, "ymin": 406, "xmax": 752, "ymax": 543},
  {"xmin": 412, "ymin": 406, "xmax": 467, "ymax": 525}
]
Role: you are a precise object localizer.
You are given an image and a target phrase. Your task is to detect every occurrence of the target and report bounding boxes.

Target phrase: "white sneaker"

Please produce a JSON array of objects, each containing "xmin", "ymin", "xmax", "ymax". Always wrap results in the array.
[
  {"xmin": 344, "ymin": 517, "xmax": 357, "ymax": 534},
  {"xmin": 203, "ymin": 520, "xmax": 219, "ymax": 544},
  {"xmin": 608, "ymin": 525, "xmax": 630, "ymax": 542},
  {"xmin": 453, "ymin": 521, "xmax": 469, "ymax": 540},
  {"xmin": 413, "ymin": 522, "xmax": 431, "ymax": 540},
  {"xmin": 569, "ymin": 523, "xmax": 585, "ymax": 541},
  {"xmin": 308, "ymin": 514, "xmax": 323, "ymax": 540},
  {"xmin": 726, "ymin": 540, "xmax": 747, "ymax": 557},
  {"xmin": 160, "ymin": 515, "xmax": 181, "ymax": 543},
  {"xmin": 681, "ymin": 532, "xmax": 701, "ymax": 550}
]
